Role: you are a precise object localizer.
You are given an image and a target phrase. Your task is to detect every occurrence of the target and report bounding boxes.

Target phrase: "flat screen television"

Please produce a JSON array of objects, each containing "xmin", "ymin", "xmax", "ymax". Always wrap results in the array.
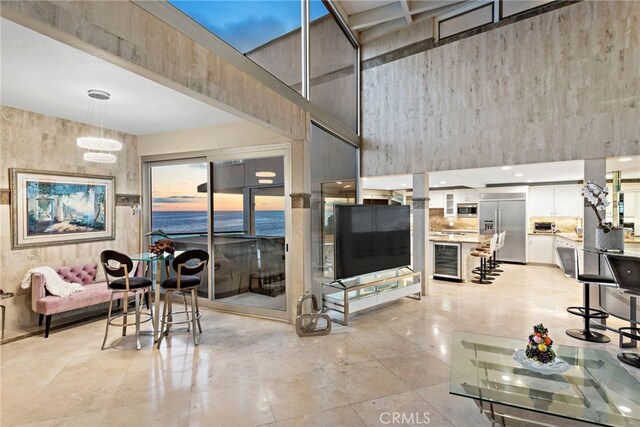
[{"xmin": 333, "ymin": 204, "xmax": 411, "ymax": 280}]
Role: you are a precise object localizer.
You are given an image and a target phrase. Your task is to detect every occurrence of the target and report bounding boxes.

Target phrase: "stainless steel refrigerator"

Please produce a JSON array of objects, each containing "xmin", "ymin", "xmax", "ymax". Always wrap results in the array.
[{"xmin": 479, "ymin": 194, "xmax": 527, "ymax": 263}]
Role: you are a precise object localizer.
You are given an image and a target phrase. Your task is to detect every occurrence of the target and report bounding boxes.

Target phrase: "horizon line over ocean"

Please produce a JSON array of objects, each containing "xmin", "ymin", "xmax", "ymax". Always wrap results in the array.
[{"xmin": 151, "ymin": 210, "xmax": 284, "ymax": 235}]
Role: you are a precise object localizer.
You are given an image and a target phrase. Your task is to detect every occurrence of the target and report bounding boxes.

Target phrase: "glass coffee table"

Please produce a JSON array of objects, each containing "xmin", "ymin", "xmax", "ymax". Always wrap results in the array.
[{"xmin": 450, "ymin": 331, "xmax": 640, "ymax": 426}]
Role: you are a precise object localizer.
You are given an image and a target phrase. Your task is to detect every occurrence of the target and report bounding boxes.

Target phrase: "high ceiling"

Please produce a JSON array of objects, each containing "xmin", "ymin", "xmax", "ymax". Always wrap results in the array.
[
  {"xmin": 0, "ymin": 18, "xmax": 241, "ymax": 136},
  {"xmin": 335, "ymin": 0, "xmax": 469, "ymax": 41},
  {"xmin": 363, "ymin": 156, "xmax": 640, "ymax": 190}
]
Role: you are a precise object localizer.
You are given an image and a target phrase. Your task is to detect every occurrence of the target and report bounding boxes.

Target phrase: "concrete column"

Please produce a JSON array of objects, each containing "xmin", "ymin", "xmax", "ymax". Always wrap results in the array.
[
  {"xmin": 288, "ymin": 128, "xmax": 312, "ymax": 323},
  {"xmin": 412, "ymin": 173, "xmax": 430, "ymax": 296},
  {"xmin": 583, "ymin": 159, "xmax": 606, "ymax": 274}
]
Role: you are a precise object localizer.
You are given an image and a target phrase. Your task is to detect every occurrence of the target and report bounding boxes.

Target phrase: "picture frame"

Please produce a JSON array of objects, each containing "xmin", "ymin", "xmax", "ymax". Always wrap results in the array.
[{"xmin": 10, "ymin": 169, "xmax": 116, "ymax": 249}]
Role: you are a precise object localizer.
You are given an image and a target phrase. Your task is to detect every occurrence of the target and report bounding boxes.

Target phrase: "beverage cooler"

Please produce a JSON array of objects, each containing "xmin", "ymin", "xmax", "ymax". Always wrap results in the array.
[{"xmin": 432, "ymin": 242, "xmax": 462, "ymax": 281}]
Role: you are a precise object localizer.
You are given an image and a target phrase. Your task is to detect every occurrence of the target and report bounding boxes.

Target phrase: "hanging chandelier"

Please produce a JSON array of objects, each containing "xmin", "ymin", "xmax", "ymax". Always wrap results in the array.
[{"xmin": 77, "ymin": 89, "xmax": 122, "ymax": 163}]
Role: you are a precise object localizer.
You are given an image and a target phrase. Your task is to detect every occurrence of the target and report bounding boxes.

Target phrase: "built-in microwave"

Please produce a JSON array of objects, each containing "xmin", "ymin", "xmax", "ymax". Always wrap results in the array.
[{"xmin": 457, "ymin": 203, "xmax": 478, "ymax": 217}]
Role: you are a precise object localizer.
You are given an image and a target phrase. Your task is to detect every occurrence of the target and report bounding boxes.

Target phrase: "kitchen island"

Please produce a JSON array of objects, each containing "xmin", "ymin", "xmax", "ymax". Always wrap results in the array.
[{"xmin": 429, "ymin": 232, "xmax": 490, "ymax": 282}]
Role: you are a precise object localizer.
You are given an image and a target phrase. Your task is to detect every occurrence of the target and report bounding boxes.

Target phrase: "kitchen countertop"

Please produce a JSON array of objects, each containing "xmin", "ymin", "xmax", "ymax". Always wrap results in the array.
[
  {"xmin": 429, "ymin": 232, "xmax": 490, "ymax": 244},
  {"xmin": 529, "ymin": 232, "xmax": 640, "ymax": 244}
]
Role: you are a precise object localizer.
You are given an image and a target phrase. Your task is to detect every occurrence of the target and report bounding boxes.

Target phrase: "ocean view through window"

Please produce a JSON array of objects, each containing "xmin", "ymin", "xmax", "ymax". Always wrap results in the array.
[
  {"xmin": 151, "ymin": 210, "xmax": 284, "ymax": 236},
  {"xmin": 150, "ymin": 162, "xmax": 285, "ymax": 236}
]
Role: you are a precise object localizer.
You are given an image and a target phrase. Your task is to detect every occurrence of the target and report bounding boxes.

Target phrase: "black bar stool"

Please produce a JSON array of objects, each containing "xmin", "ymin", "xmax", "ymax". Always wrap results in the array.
[
  {"xmin": 556, "ymin": 246, "xmax": 613, "ymax": 343},
  {"xmin": 157, "ymin": 249, "xmax": 209, "ymax": 348},
  {"xmin": 100, "ymin": 250, "xmax": 153, "ymax": 350},
  {"xmin": 605, "ymin": 254, "xmax": 640, "ymax": 368}
]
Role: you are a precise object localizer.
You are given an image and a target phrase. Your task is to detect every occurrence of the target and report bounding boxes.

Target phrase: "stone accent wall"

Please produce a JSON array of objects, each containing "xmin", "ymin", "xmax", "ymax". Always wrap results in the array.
[
  {"xmin": 361, "ymin": 1, "xmax": 640, "ymax": 176},
  {"xmin": 0, "ymin": 106, "xmax": 140, "ymax": 339}
]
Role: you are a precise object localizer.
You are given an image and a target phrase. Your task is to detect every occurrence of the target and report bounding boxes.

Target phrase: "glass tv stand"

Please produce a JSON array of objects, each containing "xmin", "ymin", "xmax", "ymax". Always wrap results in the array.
[{"xmin": 321, "ymin": 267, "xmax": 421, "ymax": 325}]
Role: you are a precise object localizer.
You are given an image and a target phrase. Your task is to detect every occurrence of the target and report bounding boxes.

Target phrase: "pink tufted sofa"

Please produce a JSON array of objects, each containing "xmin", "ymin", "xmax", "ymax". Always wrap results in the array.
[{"xmin": 31, "ymin": 263, "xmax": 136, "ymax": 338}]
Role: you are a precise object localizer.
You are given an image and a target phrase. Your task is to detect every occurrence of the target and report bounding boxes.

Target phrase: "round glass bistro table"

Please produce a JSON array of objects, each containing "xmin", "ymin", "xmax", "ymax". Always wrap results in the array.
[{"xmin": 129, "ymin": 251, "xmax": 181, "ymax": 342}]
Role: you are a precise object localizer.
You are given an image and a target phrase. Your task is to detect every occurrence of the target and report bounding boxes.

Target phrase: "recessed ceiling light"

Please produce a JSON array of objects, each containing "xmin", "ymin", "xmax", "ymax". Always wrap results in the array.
[
  {"xmin": 502, "ymin": 375, "xmax": 511, "ymax": 382},
  {"xmin": 336, "ymin": 181, "xmax": 343, "ymax": 185},
  {"xmin": 618, "ymin": 405, "xmax": 632, "ymax": 414},
  {"xmin": 385, "ymin": 187, "xmax": 390, "ymax": 190},
  {"xmin": 440, "ymin": 181, "xmax": 446, "ymax": 184},
  {"xmin": 573, "ymin": 176, "xmax": 581, "ymax": 180},
  {"xmin": 502, "ymin": 166, "xmax": 512, "ymax": 170},
  {"xmin": 256, "ymin": 171, "xmax": 276, "ymax": 178},
  {"xmin": 362, "ymin": 177, "xmax": 368, "ymax": 181},
  {"xmin": 401, "ymin": 183, "xmax": 407, "ymax": 187},
  {"xmin": 344, "ymin": 185, "xmax": 352, "ymax": 188},
  {"xmin": 619, "ymin": 157, "xmax": 632, "ymax": 162},
  {"xmin": 515, "ymin": 173, "xmax": 524, "ymax": 177},
  {"xmin": 433, "ymin": 185, "xmax": 439, "ymax": 188},
  {"xmin": 258, "ymin": 179, "xmax": 273, "ymax": 184},
  {"xmin": 526, "ymin": 180, "xmax": 533, "ymax": 183},
  {"xmin": 606, "ymin": 174, "xmax": 613, "ymax": 179}
]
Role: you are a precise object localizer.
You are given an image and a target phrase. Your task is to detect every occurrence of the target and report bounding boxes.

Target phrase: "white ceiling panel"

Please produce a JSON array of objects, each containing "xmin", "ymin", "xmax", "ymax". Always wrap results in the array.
[{"xmin": 0, "ymin": 18, "xmax": 241, "ymax": 136}]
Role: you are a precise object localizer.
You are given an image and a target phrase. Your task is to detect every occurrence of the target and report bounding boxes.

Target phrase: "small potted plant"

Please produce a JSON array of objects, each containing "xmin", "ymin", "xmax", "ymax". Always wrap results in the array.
[{"xmin": 582, "ymin": 182, "xmax": 624, "ymax": 251}]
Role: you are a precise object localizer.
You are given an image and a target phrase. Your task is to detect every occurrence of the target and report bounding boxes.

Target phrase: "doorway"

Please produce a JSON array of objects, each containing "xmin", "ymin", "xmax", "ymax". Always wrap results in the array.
[
  {"xmin": 144, "ymin": 147, "xmax": 290, "ymax": 320},
  {"xmin": 206, "ymin": 149, "xmax": 290, "ymax": 319}
]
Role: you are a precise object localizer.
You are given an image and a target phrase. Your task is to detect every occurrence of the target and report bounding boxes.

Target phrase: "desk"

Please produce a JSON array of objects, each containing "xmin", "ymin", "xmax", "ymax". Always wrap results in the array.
[
  {"xmin": 450, "ymin": 331, "xmax": 640, "ymax": 426},
  {"xmin": 130, "ymin": 252, "xmax": 179, "ymax": 342}
]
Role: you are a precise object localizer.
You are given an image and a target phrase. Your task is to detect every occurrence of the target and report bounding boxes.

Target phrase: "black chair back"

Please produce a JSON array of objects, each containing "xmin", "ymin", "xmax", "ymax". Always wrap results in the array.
[
  {"xmin": 556, "ymin": 246, "xmax": 578, "ymax": 279},
  {"xmin": 100, "ymin": 250, "xmax": 133, "ymax": 278},
  {"xmin": 605, "ymin": 255, "xmax": 640, "ymax": 295},
  {"xmin": 173, "ymin": 249, "xmax": 209, "ymax": 276}
]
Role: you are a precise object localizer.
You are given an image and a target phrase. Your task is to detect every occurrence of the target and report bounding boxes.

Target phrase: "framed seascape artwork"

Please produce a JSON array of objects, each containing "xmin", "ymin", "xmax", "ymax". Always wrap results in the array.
[{"xmin": 10, "ymin": 169, "xmax": 115, "ymax": 249}]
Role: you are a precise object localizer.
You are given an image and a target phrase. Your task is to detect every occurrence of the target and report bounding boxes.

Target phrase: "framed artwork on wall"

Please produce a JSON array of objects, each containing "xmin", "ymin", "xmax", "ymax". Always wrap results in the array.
[{"xmin": 10, "ymin": 169, "xmax": 116, "ymax": 249}]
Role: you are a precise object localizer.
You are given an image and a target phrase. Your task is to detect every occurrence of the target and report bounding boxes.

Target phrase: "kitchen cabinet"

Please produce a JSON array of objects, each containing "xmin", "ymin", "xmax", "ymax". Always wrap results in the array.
[
  {"xmin": 456, "ymin": 190, "xmax": 479, "ymax": 204},
  {"xmin": 529, "ymin": 185, "xmax": 582, "ymax": 217},
  {"xmin": 429, "ymin": 191, "xmax": 444, "ymax": 208},
  {"xmin": 554, "ymin": 185, "xmax": 583, "ymax": 217},
  {"xmin": 528, "ymin": 235, "xmax": 555, "ymax": 264},
  {"xmin": 445, "ymin": 193, "xmax": 455, "ymax": 216}
]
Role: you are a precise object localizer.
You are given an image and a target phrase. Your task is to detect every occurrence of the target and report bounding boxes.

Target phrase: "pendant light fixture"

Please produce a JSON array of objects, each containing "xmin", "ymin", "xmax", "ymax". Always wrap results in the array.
[{"xmin": 77, "ymin": 89, "xmax": 122, "ymax": 163}]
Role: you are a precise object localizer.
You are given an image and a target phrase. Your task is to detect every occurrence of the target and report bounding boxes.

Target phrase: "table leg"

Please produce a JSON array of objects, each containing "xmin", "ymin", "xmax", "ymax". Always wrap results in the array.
[{"xmin": 153, "ymin": 262, "xmax": 162, "ymax": 342}]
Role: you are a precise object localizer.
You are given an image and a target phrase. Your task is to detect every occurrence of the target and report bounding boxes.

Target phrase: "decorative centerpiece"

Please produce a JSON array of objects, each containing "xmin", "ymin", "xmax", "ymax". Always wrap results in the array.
[
  {"xmin": 513, "ymin": 324, "xmax": 569, "ymax": 374},
  {"xmin": 525, "ymin": 323, "xmax": 556, "ymax": 364},
  {"xmin": 148, "ymin": 239, "xmax": 175, "ymax": 256},
  {"xmin": 583, "ymin": 182, "xmax": 624, "ymax": 251}
]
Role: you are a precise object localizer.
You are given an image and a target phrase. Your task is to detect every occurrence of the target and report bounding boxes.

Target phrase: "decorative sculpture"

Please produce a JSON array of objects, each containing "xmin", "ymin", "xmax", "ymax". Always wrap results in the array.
[{"xmin": 295, "ymin": 291, "xmax": 332, "ymax": 337}]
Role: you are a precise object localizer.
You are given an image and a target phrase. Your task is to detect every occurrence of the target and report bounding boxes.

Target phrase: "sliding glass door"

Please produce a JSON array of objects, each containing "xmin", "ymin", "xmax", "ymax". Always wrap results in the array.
[
  {"xmin": 145, "ymin": 148, "xmax": 290, "ymax": 319},
  {"xmin": 208, "ymin": 150, "xmax": 289, "ymax": 318}
]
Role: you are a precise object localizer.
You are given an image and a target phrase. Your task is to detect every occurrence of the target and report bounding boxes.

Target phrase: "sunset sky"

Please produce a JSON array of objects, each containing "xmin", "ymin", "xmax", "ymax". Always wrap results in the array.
[{"xmin": 151, "ymin": 163, "xmax": 284, "ymax": 212}]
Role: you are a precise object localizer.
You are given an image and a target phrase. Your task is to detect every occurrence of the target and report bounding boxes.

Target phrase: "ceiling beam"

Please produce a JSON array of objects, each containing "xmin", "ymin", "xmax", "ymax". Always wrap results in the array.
[
  {"xmin": 349, "ymin": 2, "xmax": 405, "ymax": 30},
  {"xmin": 359, "ymin": 17, "xmax": 408, "ymax": 43},
  {"xmin": 330, "ymin": 1, "xmax": 351, "ymax": 27},
  {"xmin": 409, "ymin": 0, "xmax": 469, "ymax": 15},
  {"xmin": 399, "ymin": 1, "xmax": 412, "ymax": 24}
]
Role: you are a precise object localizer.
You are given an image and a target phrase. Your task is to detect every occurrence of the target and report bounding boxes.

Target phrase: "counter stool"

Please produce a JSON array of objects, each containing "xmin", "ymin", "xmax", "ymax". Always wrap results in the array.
[
  {"xmin": 491, "ymin": 231, "xmax": 506, "ymax": 273},
  {"xmin": 605, "ymin": 254, "xmax": 640, "ymax": 368},
  {"xmin": 470, "ymin": 250, "xmax": 492, "ymax": 284},
  {"xmin": 157, "ymin": 249, "xmax": 209, "ymax": 348},
  {"xmin": 556, "ymin": 247, "xmax": 613, "ymax": 343},
  {"xmin": 473, "ymin": 234, "xmax": 498, "ymax": 279},
  {"xmin": 100, "ymin": 251, "xmax": 153, "ymax": 350}
]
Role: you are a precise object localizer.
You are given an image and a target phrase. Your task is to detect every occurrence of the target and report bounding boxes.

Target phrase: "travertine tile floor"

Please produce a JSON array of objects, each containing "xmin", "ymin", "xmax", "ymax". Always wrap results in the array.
[{"xmin": 2, "ymin": 263, "xmax": 638, "ymax": 426}]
